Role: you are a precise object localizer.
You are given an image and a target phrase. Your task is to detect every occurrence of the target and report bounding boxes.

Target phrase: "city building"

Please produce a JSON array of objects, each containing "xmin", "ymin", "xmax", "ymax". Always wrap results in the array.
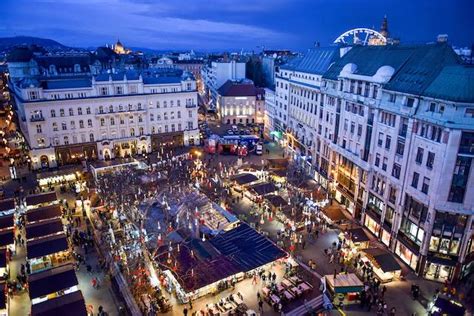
[
  {"xmin": 201, "ymin": 60, "xmax": 246, "ymax": 110},
  {"xmin": 216, "ymin": 80, "xmax": 264, "ymax": 125},
  {"xmin": 274, "ymin": 43, "xmax": 474, "ymax": 282},
  {"xmin": 7, "ymin": 51, "xmax": 199, "ymax": 169},
  {"xmin": 112, "ymin": 39, "xmax": 131, "ymax": 55}
]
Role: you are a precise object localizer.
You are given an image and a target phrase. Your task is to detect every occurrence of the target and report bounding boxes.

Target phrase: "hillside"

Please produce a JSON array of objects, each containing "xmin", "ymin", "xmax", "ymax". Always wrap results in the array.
[{"xmin": 0, "ymin": 36, "xmax": 68, "ymax": 50}]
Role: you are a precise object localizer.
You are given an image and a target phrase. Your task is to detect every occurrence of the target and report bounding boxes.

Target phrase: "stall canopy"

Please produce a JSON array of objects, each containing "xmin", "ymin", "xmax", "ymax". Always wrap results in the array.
[
  {"xmin": 31, "ymin": 290, "xmax": 87, "ymax": 316},
  {"xmin": 26, "ymin": 218, "xmax": 64, "ymax": 240},
  {"xmin": 26, "ymin": 205, "xmax": 62, "ymax": 223},
  {"xmin": 26, "ymin": 233, "xmax": 68, "ymax": 259},
  {"xmin": 433, "ymin": 295, "xmax": 466, "ymax": 316},
  {"xmin": 322, "ymin": 205, "xmax": 348, "ymax": 222},
  {"xmin": 0, "ymin": 282, "xmax": 5, "ymax": 310},
  {"xmin": 0, "ymin": 229, "xmax": 14, "ymax": 248},
  {"xmin": 270, "ymin": 169, "xmax": 287, "ymax": 178},
  {"xmin": 231, "ymin": 173, "xmax": 258, "ymax": 185},
  {"xmin": 26, "ymin": 191, "xmax": 58, "ymax": 206},
  {"xmin": 249, "ymin": 182, "xmax": 278, "ymax": 196},
  {"xmin": 0, "ymin": 214, "xmax": 14, "ymax": 230},
  {"xmin": 0, "ymin": 198, "xmax": 15, "ymax": 212},
  {"xmin": 325, "ymin": 273, "xmax": 364, "ymax": 294},
  {"xmin": 156, "ymin": 223, "xmax": 287, "ymax": 293},
  {"xmin": 29, "ymin": 264, "xmax": 78, "ymax": 300},
  {"xmin": 0, "ymin": 248, "xmax": 6, "ymax": 269},
  {"xmin": 266, "ymin": 158, "xmax": 288, "ymax": 169},
  {"xmin": 346, "ymin": 227, "xmax": 371, "ymax": 243},
  {"xmin": 363, "ymin": 248, "xmax": 402, "ymax": 273},
  {"xmin": 265, "ymin": 195, "xmax": 288, "ymax": 208}
]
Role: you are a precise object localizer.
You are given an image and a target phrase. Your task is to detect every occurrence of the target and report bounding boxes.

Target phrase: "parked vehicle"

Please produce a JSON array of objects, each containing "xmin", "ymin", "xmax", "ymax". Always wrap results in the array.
[{"xmin": 256, "ymin": 143, "xmax": 263, "ymax": 155}]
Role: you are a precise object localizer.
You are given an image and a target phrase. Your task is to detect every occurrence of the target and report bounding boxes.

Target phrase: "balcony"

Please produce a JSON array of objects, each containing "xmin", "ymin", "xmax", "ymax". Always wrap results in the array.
[{"xmin": 30, "ymin": 116, "xmax": 45, "ymax": 122}]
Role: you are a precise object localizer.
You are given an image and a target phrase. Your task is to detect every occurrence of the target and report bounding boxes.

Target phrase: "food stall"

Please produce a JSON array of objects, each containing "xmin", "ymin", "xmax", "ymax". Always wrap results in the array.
[
  {"xmin": 0, "ymin": 229, "xmax": 14, "ymax": 255},
  {"xmin": 246, "ymin": 182, "xmax": 278, "ymax": 202},
  {"xmin": 324, "ymin": 273, "xmax": 364, "ymax": 306},
  {"xmin": 25, "ymin": 191, "xmax": 58, "ymax": 209},
  {"xmin": 428, "ymin": 294, "xmax": 466, "ymax": 316},
  {"xmin": 343, "ymin": 227, "xmax": 371, "ymax": 250},
  {"xmin": 361, "ymin": 248, "xmax": 402, "ymax": 283},
  {"xmin": 321, "ymin": 204, "xmax": 349, "ymax": 226}
]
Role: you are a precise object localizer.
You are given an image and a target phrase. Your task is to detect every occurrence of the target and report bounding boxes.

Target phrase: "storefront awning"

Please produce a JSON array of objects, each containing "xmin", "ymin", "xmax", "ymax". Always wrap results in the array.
[
  {"xmin": 322, "ymin": 205, "xmax": 348, "ymax": 222},
  {"xmin": 26, "ymin": 233, "xmax": 68, "ymax": 259},
  {"xmin": 26, "ymin": 205, "xmax": 62, "ymax": 223},
  {"xmin": 428, "ymin": 255, "xmax": 457, "ymax": 267},
  {"xmin": 31, "ymin": 290, "xmax": 87, "ymax": 316},
  {"xmin": 26, "ymin": 218, "xmax": 64, "ymax": 240},
  {"xmin": 29, "ymin": 264, "xmax": 78, "ymax": 300},
  {"xmin": 25, "ymin": 191, "xmax": 58, "ymax": 206},
  {"xmin": 363, "ymin": 248, "xmax": 402, "ymax": 273}
]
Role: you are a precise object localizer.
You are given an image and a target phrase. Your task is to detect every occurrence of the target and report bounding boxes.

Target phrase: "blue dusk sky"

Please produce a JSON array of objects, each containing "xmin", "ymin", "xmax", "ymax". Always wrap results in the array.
[{"xmin": 1, "ymin": 0, "xmax": 472, "ymax": 51}]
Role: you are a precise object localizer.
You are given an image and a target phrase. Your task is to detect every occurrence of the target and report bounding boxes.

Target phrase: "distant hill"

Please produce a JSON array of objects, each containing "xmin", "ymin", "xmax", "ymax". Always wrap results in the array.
[{"xmin": 0, "ymin": 36, "xmax": 68, "ymax": 51}]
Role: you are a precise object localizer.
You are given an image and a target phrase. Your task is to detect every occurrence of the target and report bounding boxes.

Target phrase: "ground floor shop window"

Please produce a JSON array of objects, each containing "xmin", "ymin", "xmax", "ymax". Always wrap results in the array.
[
  {"xmin": 424, "ymin": 262, "xmax": 453, "ymax": 282},
  {"xmin": 364, "ymin": 215, "xmax": 380, "ymax": 236},
  {"xmin": 381, "ymin": 229, "xmax": 391, "ymax": 246},
  {"xmin": 395, "ymin": 242, "xmax": 418, "ymax": 270}
]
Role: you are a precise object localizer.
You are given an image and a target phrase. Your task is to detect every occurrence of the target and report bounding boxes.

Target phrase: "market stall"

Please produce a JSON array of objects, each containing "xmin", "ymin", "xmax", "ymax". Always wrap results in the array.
[
  {"xmin": 321, "ymin": 204, "xmax": 349, "ymax": 226},
  {"xmin": 26, "ymin": 205, "xmax": 62, "ymax": 223},
  {"xmin": 0, "ymin": 199, "xmax": 15, "ymax": 215},
  {"xmin": 29, "ymin": 264, "xmax": 79, "ymax": 305},
  {"xmin": 343, "ymin": 227, "xmax": 371, "ymax": 250},
  {"xmin": 362, "ymin": 248, "xmax": 402, "ymax": 283},
  {"xmin": 30, "ymin": 290, "xmax": 87, "ymax": 316},
  {"xmin": 324, "ymin": 273, "xmax": 364, "ymax": 307},
  {"xmin": 429, "ymin": 294, "xmax": 466, "ymax": 316},
  {"xmin": 26, "ymin": 218, "xmax": 64, "ymax": 240},
  {"xmin": 26, "ymin": 233, "xmax": 70, "ymax": 273},
  {"xmin": 25, "ymin": 191, "xmax": 58, "ymax": 209},
  {"xmin": 246, "ymin": 182, "xmax": 278, "ymax": 202}
]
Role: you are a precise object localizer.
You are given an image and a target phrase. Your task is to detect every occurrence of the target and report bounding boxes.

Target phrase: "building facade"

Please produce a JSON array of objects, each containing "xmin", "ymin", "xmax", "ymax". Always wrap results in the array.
[
  {"xmin": 273, "ymin": 44, "xmax": 474, "ymax": 282},
  {"xmin": 7, "ymin": 53, "xmax": 199, "ymax": 169},
  {"xmin": 216, "ymin": 80, "xmax": 264, "ymax": 125},
  {"xmin": 201, "ymin": 60, "xmax": 246, "ymax": 110}
]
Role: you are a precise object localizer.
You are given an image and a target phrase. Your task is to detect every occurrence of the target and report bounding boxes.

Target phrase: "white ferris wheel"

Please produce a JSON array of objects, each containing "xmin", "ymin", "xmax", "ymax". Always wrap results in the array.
[{"xmin": 334, "ymin": 28, "xmax": 387, "ymax": 46}]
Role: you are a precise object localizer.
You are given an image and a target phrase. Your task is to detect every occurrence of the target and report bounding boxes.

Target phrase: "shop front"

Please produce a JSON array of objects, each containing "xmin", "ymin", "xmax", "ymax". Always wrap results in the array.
[
  {"xmin": 26, "ymin": 233, "xmax": 70, "ymax": 273},
  {"xmin": 380, "ymin": 225, "xmax": 391, "ymax": 247},
  {"xmin": 334, "ymin": 185, "xmax": 355, "ymax": 216},
  {"xmin": 151, "ymin": 132, "xmax": 184, "ymax": 151},
  {"xmin": 55, "ymin": 143, "xmax": 97, "ymax": 166},
  {"xmin": 395, "ymin": 237, "xmax": 420, "ymax": 271},
  {"xmin": 324, "ymin": 273, "xmax": 364, "ymax": 307},
  {"xmin": 424, "ymin": 255, "xmax": 457, "ymax": 282}
]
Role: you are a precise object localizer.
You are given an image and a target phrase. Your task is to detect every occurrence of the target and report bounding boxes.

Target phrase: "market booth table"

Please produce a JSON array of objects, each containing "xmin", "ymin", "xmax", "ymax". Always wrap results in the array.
[
  {"xmin": 29, "ymin": 263, "xmax": 79, "ymax": 304},
  {"xmin": 31, "ymin": 290, "xmax": 87, "ymax": 316},
  {"xmin": 26, "ymin": 233, "xmax": 70, "ymax": 273},
  {"xmin": 325, "ymin": 273, "xmax": 364, "ymax": 306},
  {"xmin": 362, "ymin": 248, "xmax": 402, "ymax": 283}
]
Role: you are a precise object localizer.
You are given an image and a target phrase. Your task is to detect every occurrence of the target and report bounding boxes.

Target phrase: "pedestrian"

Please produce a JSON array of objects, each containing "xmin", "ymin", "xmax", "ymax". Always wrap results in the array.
[
  {"xmin": 183, "ymin": 307, "xmax": 188, "ymax": 316},
  {"xmin": 389, "ymin": 307, "xmax": 396, "ymax": 316}
]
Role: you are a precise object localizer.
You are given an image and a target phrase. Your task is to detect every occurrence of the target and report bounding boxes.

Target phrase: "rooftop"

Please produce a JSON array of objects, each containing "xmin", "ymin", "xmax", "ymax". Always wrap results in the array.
[
  {"xmin": 424, "ymin": 65, "xmax": 474, "ymax": 103},
  {"xmin": 281, "ymin": 47, "xmax": 339, "ymax": 75},
  {"xmin": 217, "ymin": 80, "xmax": 257, "ymax": 97}
]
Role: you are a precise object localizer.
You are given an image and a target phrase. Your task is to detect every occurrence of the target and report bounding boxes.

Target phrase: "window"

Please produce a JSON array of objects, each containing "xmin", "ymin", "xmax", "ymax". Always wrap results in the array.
[
  {"xmin": 396, "ymin": 139, "xmax": 405, "ymax": 156},
  {"xmin": 357, "ymin": 124, "xmax": 362, "ymax": 136},
  {"xmin": 36, "ymin": 124, "xmax": 42, "ymax": 133},
  {"xmin": 110, "ymin": 117, "xmax": 115, "ymax": 125},
  {"xmin": 89, "ymin": 133, "xmax": 94, "ymax": 142},
  {"xmin": 70, "ymin": 121, "xmax": 75, "ymax": 129},
  {"xmin": 138, "ymin": 115, "xmax": 143, "ymax": 123},
  {"xmin": 187, "ymin": 121, "xmax": 193, "ymax": 130},
  {"xmin": 79, "ymin": 120, "xmax": 84, "ymax": 128},
  {"xmin": 100, "ymin": 118, "xmax": 105, "ymax": 127},
  {"xmin": 138, "ymin": 103, "xmax": 142, "ymax": 110},
  {"xmin": 188, "ymin": 110, "xmax": 193, "ymax": 118},
  {"xmin": 392, "ymin": 163, "xmax": 401, "ymax": 179},
  {"xmin": 382, "ymin": 157, "xmax": 388, "ymax": 171},
  {"xmin": 86, "ymin": 107, "xmax": 91, "ymax": 115},
  {"xmin": 52, "ymin": 122, "xmax": 58, "ymax": 131},
  {"xmin": 50, "ymin": 109, "xmax": 56, "ymax": 117},
  {"xmin": 422, "ymin": 177, "xmax": 430, "ymax": 194},
  {"xmin": 428, "ymin": 102, "xmax": 436, "ymax": 112},
  {"xmin": 406, "ymin": 97, "xmax": 415, "ymax": 108},
  {"xmin": 99, "ymin": 106, "xmax": 104, "ymax": 114},
  {"xmin": 389, "ymin": 187, "xmax": 397, "ymax": 204},
  {"xmin": 415, "ymin": 147, "xmax": 424, "ymax": 164},
  {"xmin": 116, "ymin": 86, "xmax": 123, "ymax": 95},
  {"xmin": 87, "ymin": 119, "xmax": 92, "ymax": 127},
  {"xmin": 139, "ymin": 127, "xmax": 144, "ymax": 135},
  {"xmin": 64, "ymin": 136, "xmax": 69, "ymax": 145},
  {"xmin": 375, "ymin": 154, "xmax": 380, "ymax": 167},
  {"xmin": 78, "ymin": 107, "xmax": 82, "ymax": 115},
  {"xmin": 109, "ymin": 105, "xmax": 114, "ymax": 113},
  {"xmin": 100, "ymin": 87, "xmax": 108, "ymax": 96},
  {"xmin": 62, "ymin": 122, "xmax": 67, "ymax": 130},
  {"xmin": 69, "ymin": 108, "xmax": 74, "ymax": 116},
  {"xmin": 389, "ymin": 93, "xmax": 396, "ymax": 103},
  {"xmin": 28, "ymin": 90, "xmax": 39, "ymax": 100},
  {"xmin": 426, "ymin": 152, "xmax": 435, "ymax": 169},
  {"xmin": 378, "ymin": 133, "xmax": 383, "ymax": 146},
  {"xmin": 130, "ymin": 128, "xmax": 135, "ymax": 136},
  {"xmin": 60, "ymin": 109, "xmax": 65, "ymax": 117},
  {"xmin": 150, "ymin": 114, "xmax": 154, "ymax": 122},
  {"xmin": 385, "ymin": 135, "xmax": 391, "ymax": 150},
  {"xmin": 177, "ymin": 111, "xmax": 181, "ymax": 119},
  {"xmin": 412, "ymin": 172, "xmax": 420, "ymax": 188}
]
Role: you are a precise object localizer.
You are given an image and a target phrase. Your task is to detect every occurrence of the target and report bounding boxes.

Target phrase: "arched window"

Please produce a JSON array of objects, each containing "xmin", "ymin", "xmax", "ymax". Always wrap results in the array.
[
  {"xmin": 110, "ymin": 117, "xmax": 115, "ymax": 125},
  {"xmin": 89, "ymin": 133, "xmax": 94, "ymax": 142},
  {"xmin": 109, "ymin": 105, "xmax": 114, "ymax": 113},
  {"xmin": 139, "ymin": 127, "xmax": 144, "ymax": 135},
  {"xmin": 86, "ymin": 107, "xmax": 91, "ymax": 114},
  {"xmin": 152, "ymin": 126, "xmax": 156, "ymax": 134},
  {"xmin": 64, "ymin": 136, "xmax": 69, "ymax": 144},
  {"xmin": 79, "ymin": 120, "xmax": 84, "ymax": 128},
  {"xmin": 78, "ymin": 107, "xmax": 83, "ymax": 115},
  {"xmin": 100, "ymin": 118, "xmax": 105, "ymax": 127},
  {"xmin": 130, "ymin": 128, "xmax": 135, "ymax": 136}
]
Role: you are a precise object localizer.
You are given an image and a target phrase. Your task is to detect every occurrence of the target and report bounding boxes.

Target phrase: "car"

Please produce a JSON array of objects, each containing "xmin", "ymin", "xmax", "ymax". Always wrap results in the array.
[
  {"xmin": 231, "ymin": 125, "xmax": 238, "ymax": 132},
  {"xmin": 227, "ymin": 130, "xmax": 234, "ymax": 135},
  {"xmin": 256, "ymin": 143, "xmax": 263, "ymax": 155}
]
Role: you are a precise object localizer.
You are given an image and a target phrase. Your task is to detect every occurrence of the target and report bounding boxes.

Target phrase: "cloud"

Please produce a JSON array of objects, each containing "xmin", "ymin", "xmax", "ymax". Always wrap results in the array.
[{"xmin": 1, "ymin": 0, "xmax": 292, "ymax": 49}]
